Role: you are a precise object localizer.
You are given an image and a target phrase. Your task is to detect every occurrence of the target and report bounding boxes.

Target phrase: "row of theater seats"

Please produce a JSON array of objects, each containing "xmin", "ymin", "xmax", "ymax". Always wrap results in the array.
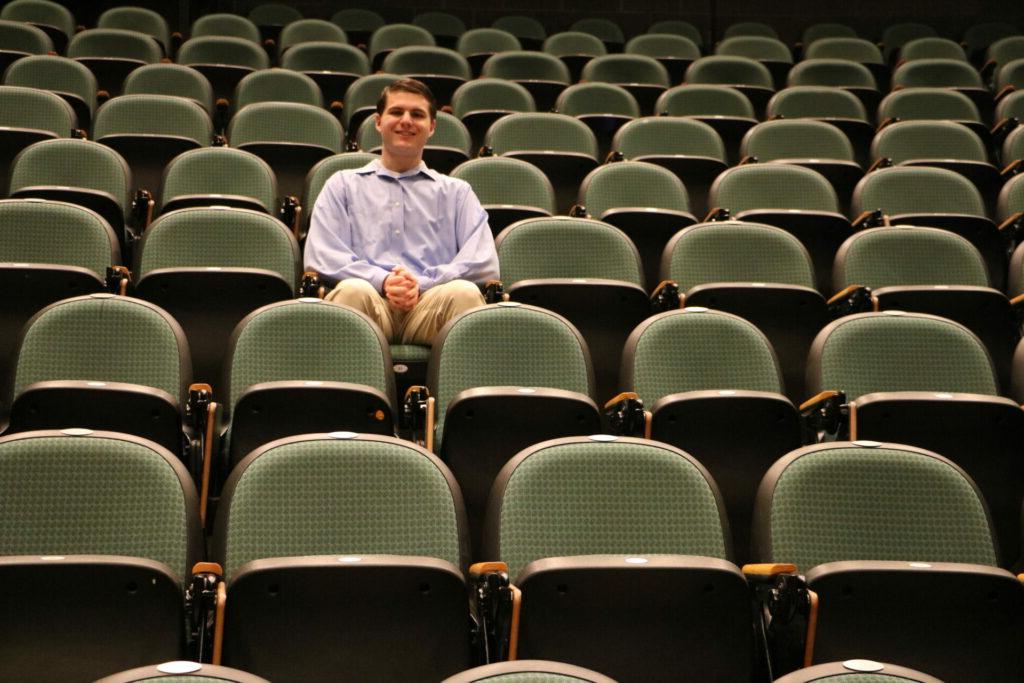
[{"xmin": 2, "ymin": 428, "xmax": 1020, "ymax": 681}]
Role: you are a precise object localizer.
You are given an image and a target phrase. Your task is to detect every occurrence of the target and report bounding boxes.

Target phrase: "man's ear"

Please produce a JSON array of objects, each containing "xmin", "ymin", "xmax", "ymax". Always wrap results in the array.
[
  {"xmin": 427, "ymin": 117, "xmax": 436, "ymax": 139},
  {"xmin": 374, "ymin": 112, "xmax": 383, "ymax": 132}
]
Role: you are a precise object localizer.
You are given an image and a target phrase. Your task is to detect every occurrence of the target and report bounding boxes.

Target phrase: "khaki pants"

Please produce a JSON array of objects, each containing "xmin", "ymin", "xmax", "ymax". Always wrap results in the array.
[{"xmin": 325, "ymin": 278, "xmax": 485, "ymax": 344}]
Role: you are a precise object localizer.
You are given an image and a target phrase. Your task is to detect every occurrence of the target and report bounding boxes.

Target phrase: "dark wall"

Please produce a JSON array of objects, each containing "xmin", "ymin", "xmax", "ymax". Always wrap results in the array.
[{"xmin": 64, "ymin": 0, "xmax": 1022, "ymax": 44}]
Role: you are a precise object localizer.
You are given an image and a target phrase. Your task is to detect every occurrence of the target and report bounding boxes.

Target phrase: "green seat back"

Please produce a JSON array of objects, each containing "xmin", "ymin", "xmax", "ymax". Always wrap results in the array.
[
  {"xmin": 570, "ymin": 18, "xmax": 625, "ymax": 44},
  {"xmin": 216, "ymin": 434, "xmax": 464, "ymax": 579},
  {"xmin": 93, "ymin": 94, "xmax": 212, "ymax": 147},
  {"xmin": 234, "ymin": 68, "xmax": 322, "ymax": 109},
  {"xmin": 13, "ymin": 294, "xmax": 188, "ymax": 402},
  {"xmin": 177, "ymin": 35, "xmax": 270, "ymax": 70},
  {"xmin": 812, "ymin": 312, "xmax": 998, "ymax": 398},
  {"xmin": 281, "ymin": 41, "xmax": 369, "ymax": 77},
  {"xmin": 122, "ymin": 64, "xmax": 214, "ymax": 113},
  {"xmin": 758, "ymin": 442, "xmax": 997, "ymax": 569},
  {"xmin": 891, "ymin": 59, "xmax": 985, "ymax": 88},
  {"xmin": 278, "ymin": 18, "xmax": 347, "ymax": 52},
  {"xmin": 804, "ymin": 37, "xmax": 884, "ymax": 64},
  {"xmin": 247, "ymin": 3, "xmax": 302, "ymax": 28},
  {"xmin": 852, "ymin": 166, "xmax": 987, "ymax": 216},
  {"xmin": 995, "ymin": 88, "xmax": 1024, "ymax": 122},
  {"xmin": 613, "ymin": 116, "xmax": 726, "ymax": 160},
  {"xmin": 97, "ymin": 6, "xmax": 170, "ymax": 52},
  {"xmin": 543, "ymin": 31, "xmax": 606, "ymax": 57},
  {"xmin": 0, "ymin": 84, "xmax": 75, "ymax": 136},
  {"xmin": 0, "ymin": 430, "xmax": 197, "ymax": 579},
  {"xmin": 900, "ymin": 37, "xmax": 968, "ymax": 62},
  {"xmin": 685, "ymin": 55, "xmax": 773, "ymax": 88},
  {"xmin": 4, "ymin": 55, "xmax": 96, "ymax": 120},
  {"xmin": 724, "ymin": 21, "xmax": 778, "ymax": 39},
  {"xmin": 484, "ymin": 112, "xmax": 598, "ymax": 159},
  {"xmin": 341, "ymin": 73, "xmax": 400, "ymax": 129},
  {"xmin": 381, "ymin": 45, "xmax": 471, "ymax": 80},
  {"xmin": 492, "ymin": 437, "xmax": 729, "ymax": 578},
  {"xmin": 835, "ymin": 226, "xmax": 990, "ymax": 288},
  {"xmin": 226, "ymin": 299, "xmax": 392, "ymax": 412},
  {"xmin": 881, "ymin": 23, "xmax": 938, "ymax": 62},
  {"xmin": 626, "ymin": 308, "xmax": 783, "ymax": 402},
  {"xmin": 456, "ymin": 28, "xmax": 520, "ymax": 56},
  {"xmin": 190, "ymin": 13, "xmax": 261, "ymax": 43},
  {"xmin": 655, "ymin": 84, "xmax": 755, "ymax": 118},
  {"xmin": 451, "ymin": 79, "xmax": 535, "ymax": 118},
  {"xmin": 449, "ymin": 156, "xmax": 555, "ymax": 214},
  {"xmin": 877, "ymin": 88, "xmax": 981, "ymax": 124},
  {"xmin": 648, "ymin": 20, "xmax": 703, "ymax": 47},
  {"xmin": 303, "ymin": 152, "xmax": 379, "ymax": 210},
  {"xmin": 368, "ymin": 23, "xmax": 435, "ymax": 61},
  {"xmin": 137, "ymin": 206, "xmax": 299, "ymax": 288},
  {"xmin": 581, "ymin": 54, "xmax": 670, "ymax": 86},
  {"xmin": 356, "ymin": 111, "xmax": 470, "ymax": 155},
  {"xmin": 664, "ymin": 221, "xmax": 816, "ymax": 290},
  {"xmin": 413, "ymin": 11, "xmax": 467, "ymax": 39},
  {"xmin": 997, "ymin": 57, "xmax": 1024, "ymax": 91},
  {"xmin": 496, "ymin": 216, "xmax": 643, "ymax": 285},
  {"xmin": 580, "ymin": 160, "xmax": 689, "ymax": 215},
  {"xmin": 67, "ymin": 28, "xmax": 162, "ymax": 63},
  {"xmin": 161, "ymin": 146, "xmax": 277, "ymax": 214},
  {"xmin": 0, "ymin": 0, "xmax": 74, "ymax": 38},
  {"xmin": 329, "ymin": 9, "xmax": 384, "ymax": 34},
  {"xmin": 556, "ymin": 82, "xmax": 639, "ymax": 117},
  {"xmin": 0, "ymin": 18, "xmax": 52, "ymax": 54},
  {"xmin": 963, "ymin": 22, "xmax": 1019, "ymax": 54},
  {"xmin": 228, "ymin": 101, "xmax": 341, "ymax": 153},
  {"xmin": 480, "ymin": 51, "xmax": 570, "ymax": 84},
  {"xmin": 787, "ymin": 59, "xmax": 877, "ymax": 88},
  {"xmin": 625, "ymin": 34, "xmax": 701, "ymax": 60},
  {"xmin": 801, "ymin": 23, "xmax": 859, "ymax": 47},
  {"xmin": 492, "ymin": 16, "xmax": 546, "ymax": 42},
  {"xmin": 986, "ymin": 36, "xmax": 1024, "ymax": 73},
  {"xmin": 710, "ymin": 164, "xmax": 840, "ymax": 212},
  {"xmin": 0, "ymin": 198, "xmax": 119, "ymax": 275},
  {"xmin": 716, "ymin": 36, "xmax": 793, "ymax": 63},
  {"xmin": 742, "ymin": 119, "xmax": 855, "ymax": 161},
  {"xmin": 766, "ymin": 86, "xmax": 868, "ymax": 121},
  {"xmin": 998, "ymin": 173, "xmax": 1024, "ymax": 222},
  {"xmin": 10, "ymin": 138, "xmax": 132, "ymax": 211}
]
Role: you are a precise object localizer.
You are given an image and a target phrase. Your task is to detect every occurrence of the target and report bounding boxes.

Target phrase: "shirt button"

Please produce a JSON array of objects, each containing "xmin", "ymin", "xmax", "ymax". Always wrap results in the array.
[{"xmin": 394, "ymin": 230, "xmax": 400, "ymax": 235}]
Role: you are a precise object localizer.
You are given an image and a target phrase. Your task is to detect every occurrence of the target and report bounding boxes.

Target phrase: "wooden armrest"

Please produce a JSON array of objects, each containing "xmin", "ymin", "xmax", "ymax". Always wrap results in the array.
[
  {"xmin": 742, "ymin": 563, "xmax": 798, "ymax": 578},
  {"xmin": 799, "ymin": 390, "xmax": 841, "ymax": 413}
]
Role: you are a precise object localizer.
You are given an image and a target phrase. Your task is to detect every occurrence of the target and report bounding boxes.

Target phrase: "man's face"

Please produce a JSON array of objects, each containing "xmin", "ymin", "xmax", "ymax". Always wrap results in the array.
[{"xmin": 375, "ymin": 90, "xmax": 436, "ymax": 160}]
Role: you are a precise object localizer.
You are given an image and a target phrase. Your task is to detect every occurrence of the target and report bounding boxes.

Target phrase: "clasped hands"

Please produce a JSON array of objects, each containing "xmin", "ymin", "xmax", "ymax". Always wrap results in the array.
[{"xmin": 383, "ymin": 265, "xmax": 420, "ymax": 312}]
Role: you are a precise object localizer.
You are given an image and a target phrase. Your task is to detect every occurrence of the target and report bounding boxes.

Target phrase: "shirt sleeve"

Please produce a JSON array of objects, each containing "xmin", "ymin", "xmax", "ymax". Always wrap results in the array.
[
  {"xmin": 303, "ymin": 173, "xmax": 392, "ymax": 292},
  {"xmin": 419, "ymin": 181, "xmax": 499, "ymax": 290}
]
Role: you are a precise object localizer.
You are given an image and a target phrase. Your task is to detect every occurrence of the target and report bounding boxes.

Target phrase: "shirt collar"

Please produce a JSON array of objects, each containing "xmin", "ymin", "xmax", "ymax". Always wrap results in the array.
[{"xmin": 357, "ymin": 158, "xmax": 438, "ymax": 181}]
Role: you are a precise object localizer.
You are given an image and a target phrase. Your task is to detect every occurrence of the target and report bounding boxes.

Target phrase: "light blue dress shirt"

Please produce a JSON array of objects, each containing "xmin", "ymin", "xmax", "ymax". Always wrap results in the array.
[{"xmin": 304, "ymin": 159, "xmax": 499, "ymax": 292}]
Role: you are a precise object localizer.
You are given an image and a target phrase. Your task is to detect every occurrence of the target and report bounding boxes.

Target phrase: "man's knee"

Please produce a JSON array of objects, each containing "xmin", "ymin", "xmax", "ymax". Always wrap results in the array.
[
  {"xmin": 325, "ymin": 278, "xmax": 380, "ymax": 312},
  {"xmin": 441, "ymin": 279, "xmax": 486, "ymax": 313}
]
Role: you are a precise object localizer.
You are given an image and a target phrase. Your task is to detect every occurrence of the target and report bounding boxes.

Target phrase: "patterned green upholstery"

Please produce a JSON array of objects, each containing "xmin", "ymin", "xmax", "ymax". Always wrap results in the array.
[
  {"xmin": 1005, "ymin": 124, "xmax": 1024, "ymax": 162},
  {"xmin": 0, "ymin": 85, "xmax": 75, "ymax": 136},
  {"xmin": 710, "ymin": 164, "xmax": 840, "ymax": 212},
  {"xmin": 997, "ymin": 59, "xmax": 1024, "ymax": 92},
  {"xmin": 228, "ymin": 101, "xmax": 341, "ymax": 152},
  {"xmin": 851, "ymin": 166, "xmax": 986, "ymax": 216},
  {"xmin": 494, "ymin": 438, "xmax": 728, "ymax": 578},
  {"xmin": 161, "ymin": 147, "xmax": 277, "ymax": 214},
  {"xmin": 647, "ymin": 20, "xmax": 703, "ymax": 47},
  {"xmin": 685, "ymin": 55, "xmax": 773, "ymax": 87},
  {"xmin": 278, "ymin": 18, "xmax": 346, "ymax": 53},
  {"xmin": 485, "ymin": 113, "xmax": 598, "ymax": 158},
  {"xmin": 4, "ymin": 55, "xmax": 97, "ymax": 120},
  {"xmin": 368, "ymin": 23, "xmax": 435, "ymax": 61},
  {"xmin": 787, "ymin": 59, "xmax": 877, "ymax": 87},
  {"xmin": 382, "ymin": 45, "xmax": 471, "ymax": 79},
  {"xmin": 881, "ymin": 23, "xmax": 938, "ymax": 62},
  {"xmin": 814, "ymin": 312, "xmax": 998, "ymax": 398},
  {"xmin": 0, "ymin": 431, "xmax": 194, "ymax": 578},
  {"xmin": 742, "ymin": 119, "xmax": 855, "ymax": 161},
  {"xmin": 413, "ymin": 12, "xmax": 467, "ymax": 39},
  {"xmin": 760, "ymin": 443, "xmax": 997, "ymax": 569},
  {"xmin": 303, "ymin": 152, "xmax": 378, "ymax": 210},
  {"xmin": 877, "ymin": 88, "xmax": 980, "ymax": 124},
  {"xmin": 766, "ymin": 86, "xmax": 868, "ymax": 121},
  {"xmin": 655, "ymin": 84, "xmax": 755, "ymax": 118},
  {"xmin": 451, "ymin": 80, "xmax": 535, "ymax": 118},
  {"xmin": 963, "ymin": 22, "xmax": 1018, "ymax": 54},
  {"xmin": 432, "ymin": 304, "xmax": 592, "ymax": 435},
  {"xmin": 998, "ymin": 173, "xmax": 1024, "ymax": 221},
  {"xmin": 217, "ymin": 435, "xmax": 463, "ymax": 578},
  {"xmin": 234, "ymin": 68, "xmax": 322, "ymax": 109},
  {"xmin": 835, "ymin": 227, "xmax": 989, "ymax": 288},
  {"xmin": 804, "ymin": 37, "xmax": 885, "ymax": 64},
  {"xmin": 67, "ymin": 28, "xmax": 162, "ymax": 63},
  {"xmin": 900, "ymin": 37, "xmax": 968, "ymax": 62},
  {"xmin": 496, "ymin": 217, "xmax": 643, "ymax": 285},
  {"xmin": 987, "ymin": 36, "xmax": 1024, "ymax": 74},
  {"xmin": 480, "ymin": 51, "xmax": 570, "ymax": 84},
  {"xmin": 872, "ymin": 120, "xmax": 987, "ymax": 163},
  {"xmin": 571, "ymin": 18, "xmax": 625, "ymax": 44},
  {"xmin": 801, "ymin": 23, "xmax": 859, "ymax": 46},
  {"xmin": 492, "ymin": 16, "xmax": 546, "ymax": 42},
  {"xmin": 122, "ymin": 64, "xmax": 214, "ymax": 113},
  {"xmin": 226, "ymin": 299, "xmax": 392, "ymax": 411},
  {"xmin": 0, "ymin": 198, "xmax": 118, "ymax": 275},
  {"xmin": 97, "ymin": 6, "xmax": 170, "ymax": 52},
  {"xmin": 93, "ymin": 94, "xmax": 212, "ymax": 146},
  {"xmin": 613, "ymin": 116, "xmax": 726, "ymax": 160},
  {"xmin": 330, "ymin": 8, "xmax": 384, "ymax": 34},
  {"xmin": 341, "ymin": 73, "xmax": 400, "ymax": 129},
  {"xmin": 627, "ymin": 309, "xmax": 783, "ymax": 403},
  {"xmin": 10, "ymin": 138, "xmax": 132, "ymax": 211},
  {"xmin": 581, "ymin": 54, "xmax": 671, "ymax": 87},
  {"xmin": 13, "ymin": 294, "xmax": 187, "ymax": 402},
  {"xmin": 190, "ymin": 14, "xmax": 261, "ymax": 43},
  {"xmin": 625, "ymin": 34, "xmax": 701, "ymax": 60},
  {"xmin": 356, "ymin": 111, "xmax": 471, "ymax": 154},
  {"xmin": 664, "ymin": 221, "xmax": 816, "ymax": 290},
  {"xmin": 724, "ymin": 22, "xmax": 778, "ymax": 39},
  {"xmin": 449, "ymin": 157, "xmax": 555, "ymax": 213},
  {"xmin": 137, "ymin": 206, "xmax": 299, "ymax": 287},
  {"xmin": 177, "ymin": 36, "xmax": 269, "ymax": 70},
  {"xmin": 0, "ymin": 0, "xmax": 74, "ymax": 38},
  {"xmin": 580, "ymin": 160, "xmax": 689, "ymax": 215},
  {"xmin": 456, "ymin": 28, "xmax": 520, "ymax": 57},
  {"xmin": 542, "ymin": 31, "xmax": 606, "ymax": 57},
  {"xmin": 0, "ymin": 19, "xmax": 51, "ymax": 54},
  {"xmin": 556, "ymin": 82, "xmax": 639, "ymax": 117},
  {"xmin": 247, "ymin": 3, "xmax": 302, "ymax": 27},
  {"xmin": 716, "ymin": 36, "xmax": 793, "ymax": 63},
  {"xmin": 281, "ymin": 41, "xmax": 368, "ymax": 77},
  {"xmin": 995, "ymin": 89, "xmax": 1024, "ymax": 122},
  {"xmin": 445, "ymin": 668, "xmax": 604, "ymax": 683},
  {"xmin": 892, "ymin": 59, "xmax": 985, "ymax": 88}
]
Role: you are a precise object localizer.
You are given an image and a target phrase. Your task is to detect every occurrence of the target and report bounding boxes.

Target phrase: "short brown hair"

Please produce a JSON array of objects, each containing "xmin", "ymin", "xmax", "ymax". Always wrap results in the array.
[{"xmin": 376, "ymin": 78, "xmax": 437, "ymax": 120}]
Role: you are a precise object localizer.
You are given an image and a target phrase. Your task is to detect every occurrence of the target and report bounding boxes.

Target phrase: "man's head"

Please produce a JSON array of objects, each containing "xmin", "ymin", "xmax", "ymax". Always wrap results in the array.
[{"xmin": 375, "ymin": 78, "xmax": 437, "ymax": 172}]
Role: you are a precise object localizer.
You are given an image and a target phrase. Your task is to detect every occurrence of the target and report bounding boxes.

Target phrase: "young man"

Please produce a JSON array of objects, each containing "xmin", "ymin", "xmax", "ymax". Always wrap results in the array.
[{"xmin": 304, "ymin": 78, "xmax": 498, "ymax": 343}]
